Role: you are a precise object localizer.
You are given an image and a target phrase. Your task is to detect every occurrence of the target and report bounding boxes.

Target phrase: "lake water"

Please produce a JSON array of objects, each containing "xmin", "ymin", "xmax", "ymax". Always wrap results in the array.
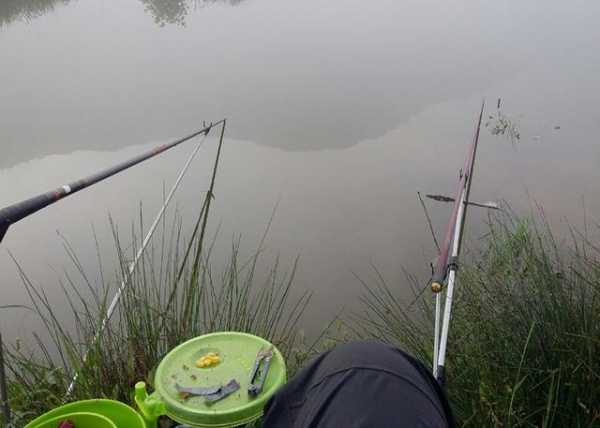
[{"xmin": 2, "ymin": 0, "xmax": 600, "ymax": 341}]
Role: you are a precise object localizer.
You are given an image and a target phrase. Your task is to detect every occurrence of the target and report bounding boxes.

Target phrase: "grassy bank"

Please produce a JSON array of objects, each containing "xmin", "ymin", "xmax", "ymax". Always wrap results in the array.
[
  {"xmin": 3, "ymin": 208, "xmax": 600, "ymax": 427},
  {"xmin": 357, "ymin": 210, "xmax": 600, "ymax": 427},
  {"xmin": 2, "ymin": 209, "xmax": 311, "ymax": 427}
]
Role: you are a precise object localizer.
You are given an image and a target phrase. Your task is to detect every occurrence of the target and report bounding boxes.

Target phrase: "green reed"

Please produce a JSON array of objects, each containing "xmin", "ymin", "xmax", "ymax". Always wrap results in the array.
[{"xmin": 355, "ymin": 208, "xmax": 600, "ymax": 427}]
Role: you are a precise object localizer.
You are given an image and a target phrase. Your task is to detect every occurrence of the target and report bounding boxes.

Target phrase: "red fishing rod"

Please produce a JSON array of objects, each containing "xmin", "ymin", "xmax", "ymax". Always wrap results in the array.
[
  {"xmin": 0, "ymin": 121, "xmax": 222, "ymax": 244},
  {"xmin": 430, "ymin": 102, "xmax": 485, "ymax": 386}
]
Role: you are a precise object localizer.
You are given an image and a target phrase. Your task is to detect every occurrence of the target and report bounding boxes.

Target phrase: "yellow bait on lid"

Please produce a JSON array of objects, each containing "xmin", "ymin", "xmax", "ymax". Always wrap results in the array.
[{"xmin": 195, "ymin": 352, "xmax": 221, "ymax": 368}]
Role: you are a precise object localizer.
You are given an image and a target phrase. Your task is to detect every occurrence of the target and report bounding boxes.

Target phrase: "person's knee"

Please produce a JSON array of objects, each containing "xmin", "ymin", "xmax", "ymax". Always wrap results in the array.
[{"xmin": 263, "ymin": 340, "xmax": 455, "ymax": 427}]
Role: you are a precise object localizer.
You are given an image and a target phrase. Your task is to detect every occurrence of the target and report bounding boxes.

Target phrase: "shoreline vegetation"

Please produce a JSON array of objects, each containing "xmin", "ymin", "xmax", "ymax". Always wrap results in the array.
[
  {"xmin": 3, "ymin": 206, "xmax": 599, "ymax": 427},
  {"xmin": 0, "ymin": 109, "xmax": 597, "ymax": 427},
  {"xmin": 356, "ymin": 207, "xmax": 600, "ymax": 427}
]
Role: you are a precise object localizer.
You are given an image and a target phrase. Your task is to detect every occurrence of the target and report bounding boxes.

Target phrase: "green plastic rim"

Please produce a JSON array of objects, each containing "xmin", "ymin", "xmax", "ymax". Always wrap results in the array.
[
  {"xmin": 24, "ymin": 399, "xmax": 146, "ymax": 428},
  {"xmin": 30, "ymin": 412, "xmax": 116, "ymax": 428},
  {"xmin": 154, "ymin": 332, "xmax": 286, "ymax": 428}
]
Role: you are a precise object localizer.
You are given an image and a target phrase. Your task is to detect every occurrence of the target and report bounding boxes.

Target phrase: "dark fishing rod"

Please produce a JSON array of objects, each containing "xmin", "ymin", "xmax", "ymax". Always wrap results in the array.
[
  {"xmin": 0, "ymin": 121, "xmax": 222, "ymax": 417},
  {"xmin": 431, "ymin": 101, "xmax": 485, "ymax": 386},
  {"xmin": 0, "ymin": 120, "xmax": 223, "ymax": 244}
]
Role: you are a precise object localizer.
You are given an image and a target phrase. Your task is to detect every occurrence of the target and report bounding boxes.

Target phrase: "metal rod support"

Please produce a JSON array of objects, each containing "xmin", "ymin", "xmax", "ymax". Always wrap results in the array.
[
  {"xmin": 436, "ymin": 192, "xmax": 466, "ymax": 385},
  {"xmin": 430, "ymin": 102, "xmax": 485, "ymax": 385},
  {"xmin": 65, "ymin": 129, "xmax": 212, "ymax": 397},
  {"xmin": 433, "ymin": 293, "xmax": 441, "ymax": 377}
]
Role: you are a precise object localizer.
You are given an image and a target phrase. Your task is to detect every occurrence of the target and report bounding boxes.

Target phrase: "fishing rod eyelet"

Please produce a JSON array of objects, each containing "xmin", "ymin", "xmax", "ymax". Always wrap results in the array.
[{"xmin": 447, "ymin": 256, "xmax": 459, "ymax": 272}]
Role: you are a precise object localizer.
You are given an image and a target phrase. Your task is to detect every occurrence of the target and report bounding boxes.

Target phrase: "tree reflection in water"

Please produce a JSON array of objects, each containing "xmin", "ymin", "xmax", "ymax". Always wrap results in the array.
[
  {"xmin": 0, "ymin": 0, "xmax": 245, "ymax": 28},
  {"xmin": 0, "ymin": 0, "xmax": 71, "ymax": 27},
  {"xmin": 141, "ymin": 0, "xmax": 245, "ymax": 27}
]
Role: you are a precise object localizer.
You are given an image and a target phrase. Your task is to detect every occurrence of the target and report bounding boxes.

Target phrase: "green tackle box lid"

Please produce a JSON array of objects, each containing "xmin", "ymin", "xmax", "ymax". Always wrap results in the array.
[{"xmin": 151, "ymin": 332, "xmax": 286, "ymax": 427}]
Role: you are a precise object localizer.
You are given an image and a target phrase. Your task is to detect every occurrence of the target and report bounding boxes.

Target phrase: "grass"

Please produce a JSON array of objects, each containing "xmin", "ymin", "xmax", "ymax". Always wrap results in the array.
[
  {"xmin": 5, "ymin": 203, "xmax": 600, "ymax": 427},
  {"xmin": 2, "ymin": 207, "xmax": 311, "ymax": 427},
  {"xmin": 0, "ymin": 122, "xmax": 314, "ymax": 427},
  {"xmin": 2, "ymin": 139, "xmax": 598, "ymax": 428},
  {"xmin": 355, "ymin": 207, "xmax": 600, "ymax": 427}
]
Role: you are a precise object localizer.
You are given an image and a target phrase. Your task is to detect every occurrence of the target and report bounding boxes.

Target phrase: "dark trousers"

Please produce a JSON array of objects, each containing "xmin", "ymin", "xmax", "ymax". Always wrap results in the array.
[{"xmin": 262, "ymin": 341, "xmax": 454, "ymax": 428}]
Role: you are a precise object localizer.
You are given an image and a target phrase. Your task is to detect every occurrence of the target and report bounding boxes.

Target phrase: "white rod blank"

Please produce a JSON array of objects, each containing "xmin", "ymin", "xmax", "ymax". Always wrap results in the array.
[
  {"xmin": 65, "ymin": 133, "xmax": 209, "ymax": 397},
  {"xmin": 436, "ymin": 191, "xmax": 466, "ymax": 373}
]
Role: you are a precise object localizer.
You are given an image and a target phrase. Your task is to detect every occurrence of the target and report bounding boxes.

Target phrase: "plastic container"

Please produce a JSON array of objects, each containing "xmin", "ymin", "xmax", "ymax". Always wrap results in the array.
[
  {"xmin": 25, "ymin": 399, "xmax": 146, "ymax": 428},
  {"xmin": 136, "ymin": 332, "xmax": 286, "ymax": 428},
  {"xmin": 29, "ymin": 412, "xmax": 115, "ymax": 428}
]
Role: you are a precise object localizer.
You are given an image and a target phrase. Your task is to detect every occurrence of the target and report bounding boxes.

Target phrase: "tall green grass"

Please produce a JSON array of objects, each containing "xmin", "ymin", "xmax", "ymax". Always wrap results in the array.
[
  {"xmin": 4, "ymin": 189, "xmax": 599, "ymax": 427},
  {"xmin": 0, "ymin": 124, "xmax": 312, "ymax": 426},
  {"xmin": 356, "ymin": 209, "xmax": 600, "ymax": 427},
  {"xmin": 2, "ymin": 208, "xmax": 310, "ymax": 427}
]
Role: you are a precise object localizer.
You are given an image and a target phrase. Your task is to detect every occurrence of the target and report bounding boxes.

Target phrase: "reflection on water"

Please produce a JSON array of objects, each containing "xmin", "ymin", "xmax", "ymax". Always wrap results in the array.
[
  {"xmin": 1, "ymin": 0, "xmax": 600, "ymax": 341},
  {"xmin": 140, "ymin": 0, "xmax": 245, "ymax": 27},
  {"xmin": 0, "ymin": 0, "xmax": 72, "ymax": 27},
  {"xmin": 2, "ymin": 0, "xmax": 600, "ymax": 169},
  {"xmin": 1, "ymin": 0, "xmax": 542, "ymax": 168},
  {"xmin": 0, "ymin": 0, "xmax": 244, "ymax": 28},
  {"xmin": 140, "ymin": 0, "xmax": 192, "ymax": 26}
]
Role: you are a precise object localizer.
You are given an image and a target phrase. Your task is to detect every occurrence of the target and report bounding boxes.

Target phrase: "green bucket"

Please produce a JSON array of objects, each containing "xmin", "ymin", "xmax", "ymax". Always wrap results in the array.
[
  {"xmin": 25, "ymin": 399, "xmax": 147, "ymax": 428},
  {"xmin": 29, "ymin": 412, "xmax": 115, "ymax": 428},
  {"xmin": 136, "ymin": 332, "xmax": 286, "ymax": 428}
]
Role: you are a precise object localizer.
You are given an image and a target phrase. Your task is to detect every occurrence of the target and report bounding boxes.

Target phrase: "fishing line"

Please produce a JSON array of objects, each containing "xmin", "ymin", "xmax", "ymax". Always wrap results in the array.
[{"xmin": 65, "ymin": 130, "xmax": 211, "ymax": 397}]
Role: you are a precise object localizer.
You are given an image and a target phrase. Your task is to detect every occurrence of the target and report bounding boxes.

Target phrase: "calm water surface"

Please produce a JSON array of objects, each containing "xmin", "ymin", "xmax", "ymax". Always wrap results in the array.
[{"xmin": 2, "ymin": 0, "xmax": 600, "ymax": 340}]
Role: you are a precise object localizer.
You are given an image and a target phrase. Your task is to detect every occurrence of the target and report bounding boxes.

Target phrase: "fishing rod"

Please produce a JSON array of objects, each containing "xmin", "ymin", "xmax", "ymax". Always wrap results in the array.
[
  {"xmin": 0, "ymin": 120, "xmax": 223, "ymax": 421},
  {"xmin": 430, "ymin": 101, "xmax": 485, "ymax": 387},
  {"xmin": 0, "ymin": 120, "xmax": 223, "ymax": 244},
  {"xmin": 65, "ymin": 122, "xmax": 224, "ymax": 397}
]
